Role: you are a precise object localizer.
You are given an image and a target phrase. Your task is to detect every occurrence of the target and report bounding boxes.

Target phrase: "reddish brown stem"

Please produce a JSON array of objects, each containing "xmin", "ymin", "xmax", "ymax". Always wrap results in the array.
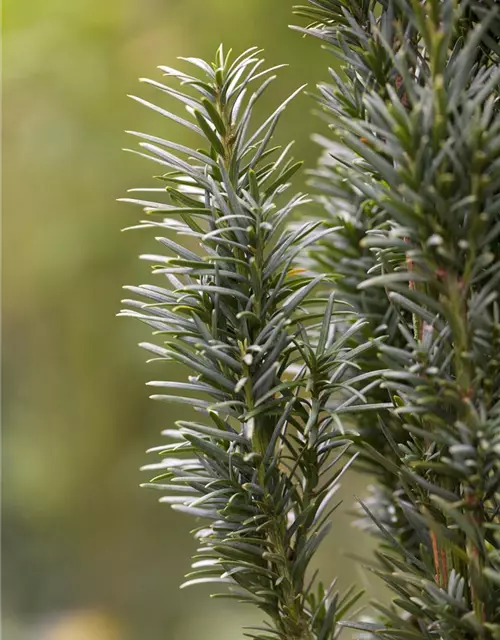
[{"xmin": 406, "ymin": 238, "xmax": 447, "ymax": 588}]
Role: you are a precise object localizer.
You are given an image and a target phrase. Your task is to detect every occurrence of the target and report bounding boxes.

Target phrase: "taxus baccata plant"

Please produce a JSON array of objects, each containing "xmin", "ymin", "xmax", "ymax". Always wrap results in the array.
[
  {"xmin": 120, "ymin": 1, "xmax": 500, "ymax": 638},
  {"xmin": 119, "ymin": 46, "xmax": 374, "ymax": 640}
]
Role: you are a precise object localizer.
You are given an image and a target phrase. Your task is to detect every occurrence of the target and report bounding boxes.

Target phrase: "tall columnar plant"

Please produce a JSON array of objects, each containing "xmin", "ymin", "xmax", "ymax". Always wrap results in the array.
[
  {"xmin": 119, "ymin": 47, "xmax": 376, "ymax": 640},
  {"xmin": 120, "ymin": 1, "xmax": 500, "ymax": 639},
  {"xmin": 293, "ymin": 0, "xmax": 500, "ymax": 638}
]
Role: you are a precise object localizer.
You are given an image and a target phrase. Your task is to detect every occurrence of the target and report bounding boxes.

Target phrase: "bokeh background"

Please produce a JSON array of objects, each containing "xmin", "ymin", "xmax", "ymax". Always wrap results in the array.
[{"xmin": 3, "ymin": 1, "xmax": 381, "ymax": 638}]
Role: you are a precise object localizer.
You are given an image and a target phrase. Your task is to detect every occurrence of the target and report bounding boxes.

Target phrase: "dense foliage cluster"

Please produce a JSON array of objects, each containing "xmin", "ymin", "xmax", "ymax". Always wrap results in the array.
[
  {"xmin": 293, "ymin": 1, "xmax": 500, "ymax": 637},
  {"xmin": 121, "ymin": 1, "xmax": 500, "ymax": 638}
]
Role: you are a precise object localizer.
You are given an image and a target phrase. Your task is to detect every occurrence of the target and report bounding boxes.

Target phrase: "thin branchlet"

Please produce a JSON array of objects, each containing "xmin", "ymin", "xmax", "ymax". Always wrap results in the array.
[{"xmin": 121, "ymin": 46, "xmax": 368, "ymax": 640}]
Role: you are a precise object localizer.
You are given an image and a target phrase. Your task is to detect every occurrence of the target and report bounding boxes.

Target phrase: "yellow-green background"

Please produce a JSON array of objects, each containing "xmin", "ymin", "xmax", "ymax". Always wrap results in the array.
[{"xmin": 3, "ymin": 1, "xmax": 379, "ymax": 638}]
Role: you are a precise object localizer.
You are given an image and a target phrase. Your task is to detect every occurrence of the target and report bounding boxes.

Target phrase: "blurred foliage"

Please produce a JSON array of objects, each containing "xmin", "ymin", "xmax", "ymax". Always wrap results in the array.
[{"xmin": 2, "ymin": 1, "xmax": 378, "ymax": 638}]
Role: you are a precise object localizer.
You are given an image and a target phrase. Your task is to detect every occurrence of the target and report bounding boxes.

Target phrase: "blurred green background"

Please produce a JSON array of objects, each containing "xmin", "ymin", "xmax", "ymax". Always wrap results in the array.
[{"xmin": 3, "ymin": 1, "xmax": 378, "ymax": 638}]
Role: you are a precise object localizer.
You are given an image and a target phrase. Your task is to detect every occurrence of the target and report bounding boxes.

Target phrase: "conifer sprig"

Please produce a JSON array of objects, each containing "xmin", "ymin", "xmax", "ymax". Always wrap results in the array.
[
  {"xmin": 295, "ymin": 1, "xmax": 500, "ymax": 637},
  {"xmin": 120, "ymin": 47, "xmax": 373, "ymax": 640}
]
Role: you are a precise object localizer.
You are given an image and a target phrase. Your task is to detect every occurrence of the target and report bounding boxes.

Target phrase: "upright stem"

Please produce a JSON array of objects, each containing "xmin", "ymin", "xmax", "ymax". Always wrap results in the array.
[{"xmin": 444, "ymin": 273, "xmax": 486, "ymax": 623}]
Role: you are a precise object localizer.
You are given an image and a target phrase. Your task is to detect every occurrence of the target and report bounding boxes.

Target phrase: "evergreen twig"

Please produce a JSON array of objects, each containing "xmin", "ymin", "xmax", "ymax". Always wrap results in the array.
[
  {"xmin": 294, "ymin": 0, "xmax": 500, "ymax": 637},
  {"xmin": 120, "ymin": 47, "xmax": 371, "ymax": 640}
]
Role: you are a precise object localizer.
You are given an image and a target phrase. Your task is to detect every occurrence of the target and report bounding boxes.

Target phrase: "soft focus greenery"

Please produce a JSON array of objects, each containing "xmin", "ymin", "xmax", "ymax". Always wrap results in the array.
[{"xmin": 3, "ymin": 2, "xmax": 376, "ymax": 639}]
